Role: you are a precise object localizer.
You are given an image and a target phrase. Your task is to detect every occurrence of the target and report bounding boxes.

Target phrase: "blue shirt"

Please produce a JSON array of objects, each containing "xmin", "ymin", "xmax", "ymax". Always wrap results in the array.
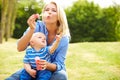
[
  {"xmin": 24, "ymin": 20, "xmax": 70, "ymax": 71},
  {"xmin": 23, "ymin": 47, "xmax": 51, "ymax": 69}
]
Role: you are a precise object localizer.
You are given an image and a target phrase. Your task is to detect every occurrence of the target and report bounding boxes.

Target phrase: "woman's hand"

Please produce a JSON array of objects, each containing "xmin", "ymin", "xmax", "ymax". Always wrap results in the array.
[
  {"xmin": 27, "ymin": 14, "xmax": 39, "ymax": 30},
  {"xmin": 38, "ymin": 59, "xmax": 47, "ymax": 70},
  {"xmin": 37, "ymin": 59, "xmax": 57, "ymax": 71}
]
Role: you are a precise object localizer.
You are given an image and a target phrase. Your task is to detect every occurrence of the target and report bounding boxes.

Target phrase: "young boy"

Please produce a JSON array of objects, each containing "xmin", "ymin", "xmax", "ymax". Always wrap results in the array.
[{"xmin": 20, "ymin": 32, "xmax": 62, "ymax": 80}]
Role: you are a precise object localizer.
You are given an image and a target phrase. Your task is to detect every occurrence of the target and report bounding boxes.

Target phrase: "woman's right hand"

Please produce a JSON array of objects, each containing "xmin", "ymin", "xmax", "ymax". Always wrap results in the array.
[{"xmin": 27, "ymin": 14, "xmax": 39, "ymax": 30}]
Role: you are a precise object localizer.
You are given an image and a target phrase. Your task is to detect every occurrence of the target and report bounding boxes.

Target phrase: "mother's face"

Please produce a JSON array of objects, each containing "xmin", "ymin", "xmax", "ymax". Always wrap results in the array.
[{"xmin": 42, "ymin": 3, "xmax": 58, "ymax": 24}]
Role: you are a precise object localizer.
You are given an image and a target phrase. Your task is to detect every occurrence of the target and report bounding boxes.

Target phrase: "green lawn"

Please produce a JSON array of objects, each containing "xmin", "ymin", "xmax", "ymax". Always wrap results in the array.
[{"xmin": 0, "ymin": 39, "xmax": 120, "ymax": 80}]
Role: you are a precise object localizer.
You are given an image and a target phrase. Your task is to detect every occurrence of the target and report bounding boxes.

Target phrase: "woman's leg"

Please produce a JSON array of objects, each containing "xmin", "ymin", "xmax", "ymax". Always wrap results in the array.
[
  {"xmin": 50, "ymin": 70, "xmax": 68, "ymax": 80},
  {"xmin": 5, "ymin": 68, "xmax": 24, "ymax": 80}
]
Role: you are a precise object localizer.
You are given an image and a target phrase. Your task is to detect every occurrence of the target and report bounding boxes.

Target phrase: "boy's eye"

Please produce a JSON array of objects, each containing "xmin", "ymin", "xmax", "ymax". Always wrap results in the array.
[{"xmin": 38, "ymin": 37, "xmax": 41, "ymax": 38}]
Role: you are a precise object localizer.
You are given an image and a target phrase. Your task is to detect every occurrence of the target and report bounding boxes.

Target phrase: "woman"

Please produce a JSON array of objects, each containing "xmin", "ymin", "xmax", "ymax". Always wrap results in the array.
[{"xmin": 6, "ymin": 1, "xmax": 70, "ymax": 80}]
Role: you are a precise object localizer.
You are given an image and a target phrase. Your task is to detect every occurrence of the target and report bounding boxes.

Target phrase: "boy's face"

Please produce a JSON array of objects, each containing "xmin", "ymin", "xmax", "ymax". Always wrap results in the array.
[{"xmin": 30, "ymin": 32, "xmax": 47, "ymax": 48}]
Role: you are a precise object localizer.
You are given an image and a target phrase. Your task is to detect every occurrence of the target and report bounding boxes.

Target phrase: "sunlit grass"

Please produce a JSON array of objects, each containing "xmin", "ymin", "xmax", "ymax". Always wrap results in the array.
[
  {"xmin": 0, "ymin": 38, "xmax": 24, "ymax": 79},
  {"xmin": 0, "ymin": 39, "xmax": 120, "ymax": 80},
  {"xmin": 66, "ymin": 42, "xmax": 120, "ymax": 80}
]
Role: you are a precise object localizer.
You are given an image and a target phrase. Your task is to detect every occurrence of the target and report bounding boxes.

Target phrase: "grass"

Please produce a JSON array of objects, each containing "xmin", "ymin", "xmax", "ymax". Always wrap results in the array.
[
  {"xmin": 0, "ymin": 39, "xmax": 24, "ymax": 79},
  {"xmin": 0, "ymin": 39, "xmax": 120, "ymax": 80},
  {"xmin": 66, "ymin": 42, "xmax": 120, "ymax": 80}
]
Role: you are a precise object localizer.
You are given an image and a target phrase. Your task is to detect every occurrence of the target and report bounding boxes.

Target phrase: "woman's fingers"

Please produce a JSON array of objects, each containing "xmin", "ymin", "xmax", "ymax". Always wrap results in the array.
[
  {"xmin": 27, "ymin": 14, "xmax": 38, "ymax": 29},
  {"xmin": 41, "ymin": 64, "xmax": 46, "ymax": 70},
  {"xmin": 39, "ymin": 60, "xmax": 47, "ymax": 70},
  {"xmin": 34, "ymin": 14, "xmax": 40, "ymax": 19}
]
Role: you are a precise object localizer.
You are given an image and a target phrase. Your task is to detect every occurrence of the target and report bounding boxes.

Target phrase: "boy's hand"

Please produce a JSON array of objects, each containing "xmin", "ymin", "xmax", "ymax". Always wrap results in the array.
[
  {"xmin": 56, "ymin": 33, "xmax": 63, "ymax": 41},
  {"xmin": 28, "ymin": 69, "xmax": 36, "ymax": 78}
]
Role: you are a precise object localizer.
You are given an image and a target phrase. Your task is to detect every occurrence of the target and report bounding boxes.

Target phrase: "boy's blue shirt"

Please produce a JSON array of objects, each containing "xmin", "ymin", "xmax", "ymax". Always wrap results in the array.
[
  {"xmin": 24, "ymin": 20, "xmax": 70, "ymax": 71},
  {"xmin": 24, "ymin": 47, "xmax": 51, "ymax": 69}
]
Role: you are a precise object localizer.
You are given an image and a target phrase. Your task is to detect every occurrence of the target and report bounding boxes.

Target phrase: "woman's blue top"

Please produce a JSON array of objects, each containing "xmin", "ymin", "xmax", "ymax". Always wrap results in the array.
[{"xmin": 24, "ymin": 20, "xmax": 70, "ymax": 71}]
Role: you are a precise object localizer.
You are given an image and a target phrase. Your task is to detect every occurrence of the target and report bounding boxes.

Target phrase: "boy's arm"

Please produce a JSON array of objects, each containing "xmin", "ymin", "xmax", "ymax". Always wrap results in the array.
[
  {"xmin": 49, "ymin": 33, "xmax": 62, "ymax": 54},
  {"xmin": 24, "ymin": 63, "xmax": 36, "ymax": 78},
  {"xmin": 24, "ymin": 63, "xmax": 31, "ymax": 72}
]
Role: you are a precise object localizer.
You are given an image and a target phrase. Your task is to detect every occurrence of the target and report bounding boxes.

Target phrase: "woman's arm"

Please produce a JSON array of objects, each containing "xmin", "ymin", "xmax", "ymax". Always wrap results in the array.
[
  {"xmin": 46, "ymin": 36, "xmax": 70, "ymax": 71},
  {"xmin": 17, "ymin": 29, "xmax": 34, "ymax": 51},
  {"xmin": 17, "ymin": 14, "xmax": 37, "ymax": 51},
  {"xmin": 46, "ymin": 62, "xmax": 57, "ymax": 71}
]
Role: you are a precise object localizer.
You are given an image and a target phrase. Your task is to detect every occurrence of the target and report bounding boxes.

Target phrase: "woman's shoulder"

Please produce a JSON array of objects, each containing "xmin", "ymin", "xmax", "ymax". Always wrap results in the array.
[
  {"xmin": 35, "ymin": 20, "xmax": 48, "ymax": 34},
  {"xmin": 36, "ymin": 20, "xmax": 44, "ymax": 26},
  {"xmin": 62, "ymin": 35, "xmax": 70, "ymax": 41},
  {"xmin": 59, "ymin": 35, "xmax": 70, "ymax": 46},
  {"xmin": 36, "ymin": 20, "xmax": 45, "ymax": 28}
]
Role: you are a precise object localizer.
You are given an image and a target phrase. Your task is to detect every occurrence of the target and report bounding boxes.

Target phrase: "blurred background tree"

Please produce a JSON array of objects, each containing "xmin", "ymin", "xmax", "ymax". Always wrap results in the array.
[
  {"xmin": 12, "ymin": 0, "xmax": 44, "ymax": 38},
  {"xmin": 0, "ymin": 0, "xmax": 44, "ymax": 43},
  {"xmin": 66, "ymin": 0, "xmax": 120, "ymax": 42},
  {"xmin": 0, "ymin": 0, "xmax": 120, "ymax": 43},
  {"xmin": 0, "ymin": 0, "xmax": 17, "ymax": 43}
]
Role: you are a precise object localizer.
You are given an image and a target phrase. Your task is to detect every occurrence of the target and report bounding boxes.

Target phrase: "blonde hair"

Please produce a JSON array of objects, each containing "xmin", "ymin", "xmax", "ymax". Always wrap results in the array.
[{"xmin": 42, "ymin": 1, "xmax": 70, "ymax": 37}]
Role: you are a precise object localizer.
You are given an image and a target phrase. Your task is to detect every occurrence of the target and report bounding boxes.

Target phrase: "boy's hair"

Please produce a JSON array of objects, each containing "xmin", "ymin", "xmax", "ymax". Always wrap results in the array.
[{"xmin": 29, "ymin": 32, "xmax": 46, "ymax": 47}]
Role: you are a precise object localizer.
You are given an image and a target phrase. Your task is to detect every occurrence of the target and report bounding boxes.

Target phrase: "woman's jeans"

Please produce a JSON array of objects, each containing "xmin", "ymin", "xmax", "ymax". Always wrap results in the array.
[{"xmin": 5, "ymin": 68, "xmax": 68, "ymax": 80}]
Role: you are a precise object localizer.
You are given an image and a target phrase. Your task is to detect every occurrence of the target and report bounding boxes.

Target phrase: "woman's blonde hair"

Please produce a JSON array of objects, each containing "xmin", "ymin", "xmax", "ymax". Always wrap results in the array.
[{"xmin": 42, "ymin": 1, "xmax": 70, "ymax": 37}]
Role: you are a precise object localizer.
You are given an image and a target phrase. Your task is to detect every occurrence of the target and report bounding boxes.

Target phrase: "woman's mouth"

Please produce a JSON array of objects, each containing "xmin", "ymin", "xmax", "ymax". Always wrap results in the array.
[{"xmin": 47, "ymin": 16, "xmax": 50, "ymax": 19}]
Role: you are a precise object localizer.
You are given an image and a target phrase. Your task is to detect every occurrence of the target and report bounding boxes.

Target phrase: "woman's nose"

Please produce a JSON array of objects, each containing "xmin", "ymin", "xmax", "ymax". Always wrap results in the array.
[{"xmin": 48, "ymin": 10, "xmax": 52, "ymax": 14}]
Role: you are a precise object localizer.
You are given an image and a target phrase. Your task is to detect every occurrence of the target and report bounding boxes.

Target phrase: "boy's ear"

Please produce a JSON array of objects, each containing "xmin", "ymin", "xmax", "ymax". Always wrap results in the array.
[{"xmin": 30, "ymin": 40, "xmax": 34, "ymax": 46}]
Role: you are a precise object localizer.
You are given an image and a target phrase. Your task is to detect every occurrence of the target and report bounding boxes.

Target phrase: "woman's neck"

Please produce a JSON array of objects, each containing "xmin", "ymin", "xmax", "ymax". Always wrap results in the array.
[
  {"xmin": 46, "ymin": 23, "xmax": 58, "ymax": 45},
  {"xmin": 46, "ymin": 23, "xmax": 57, "ymax": 34}
]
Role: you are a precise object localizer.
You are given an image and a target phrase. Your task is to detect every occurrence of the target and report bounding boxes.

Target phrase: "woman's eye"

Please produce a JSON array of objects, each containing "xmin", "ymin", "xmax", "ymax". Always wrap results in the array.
[
  {"xmin": 52, "ymin": 9, "xmax": 56, "ymax": 12},
  {"xmin": 38, "ymin": 37, "xmax": 41, "ymax": 38},
  {"xmin": 45, "ymin": 8, "xmax": 56, "ymax": 12},
  {"xmin": 45, "ymin": 8, "xmax": 49, "ymax": 11}
]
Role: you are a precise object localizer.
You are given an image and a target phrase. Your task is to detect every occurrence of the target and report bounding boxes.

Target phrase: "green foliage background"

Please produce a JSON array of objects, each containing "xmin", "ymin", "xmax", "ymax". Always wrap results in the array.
[
  {"xmin": 12, "ymin": 0, "xmax": 44, "ymax": 38},
  {"xmin": 66, "ymin": 0, "xmax": 120, "ymax": 42},
  {"xmin": 11, "ymin": 0, "xmax": 120, "ymax": 42}
]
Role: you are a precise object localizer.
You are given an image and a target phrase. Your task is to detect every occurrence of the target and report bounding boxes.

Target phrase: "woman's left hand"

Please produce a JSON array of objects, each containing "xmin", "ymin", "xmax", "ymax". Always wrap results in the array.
[{"xmin": 38, "ymin": 59, "xmax": 47, "ymax": 70}]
